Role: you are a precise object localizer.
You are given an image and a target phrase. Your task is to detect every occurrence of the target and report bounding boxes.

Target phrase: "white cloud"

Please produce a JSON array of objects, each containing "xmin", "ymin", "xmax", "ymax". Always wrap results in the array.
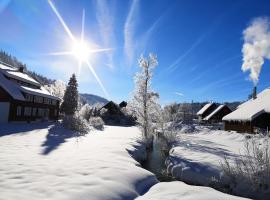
[
  {"xmin": 175, "ymin": 92, "xmax": 184, "ymax": 96},
  {"xmin": 95, "ymin": 0, "xmax": 115, "ymax": 69},
  {"xmin": 124, "ymin": 0, "xmax": 140, "ymax": 66},
  {"xmin": 242, "ymin": 17, "xmax": 270, "ymax": 85}
]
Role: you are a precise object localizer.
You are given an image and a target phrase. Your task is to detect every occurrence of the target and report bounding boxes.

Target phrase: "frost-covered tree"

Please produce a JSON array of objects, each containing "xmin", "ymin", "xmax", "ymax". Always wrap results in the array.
[
  {"xmin": 44, "ymin": 80, "xmax": 66, "ymax": 103},
  {"xmin": 130, "ymin": 53, "xmax": 159, "ymax": 147},
  {"xmin": 61, "ymin": 74, "xmax": 79, "ymax": 115}
]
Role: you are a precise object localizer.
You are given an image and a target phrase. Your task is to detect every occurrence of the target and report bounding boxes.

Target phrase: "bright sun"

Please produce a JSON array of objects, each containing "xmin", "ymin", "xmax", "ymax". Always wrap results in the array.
[{"xmin": 72, "ymin": 41, "xmax": 90, "ymax": 62}]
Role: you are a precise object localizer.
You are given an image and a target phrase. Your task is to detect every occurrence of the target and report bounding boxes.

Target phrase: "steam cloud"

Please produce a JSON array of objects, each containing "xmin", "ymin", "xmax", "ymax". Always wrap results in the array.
[{"xmin": 242, "ymin": 17, "xmax": 270, "ymax": 85}]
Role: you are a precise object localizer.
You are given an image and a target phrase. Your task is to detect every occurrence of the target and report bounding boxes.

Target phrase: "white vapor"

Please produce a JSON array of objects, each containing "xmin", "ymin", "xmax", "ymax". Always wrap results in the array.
[
  {"xmin": 175, "ymin": 92, "xmax": 184, "ymax": 96},
  {"xmin": 242, "ymin": 17, "xmax": 270, "ymax": 85},
  {"xmin": 124, "ymin": 0, "xmax": 139, "ymax": 65},
  {"xmin": 95, "ymin": 0, "xmax": 115, "ymax": 69}
]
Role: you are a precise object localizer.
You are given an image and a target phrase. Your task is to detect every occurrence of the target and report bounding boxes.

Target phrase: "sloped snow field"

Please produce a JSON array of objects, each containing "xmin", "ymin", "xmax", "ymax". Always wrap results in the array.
[
  {"xmin": 0, "ymin": 123, "xmax": 249, "ymax": 200},
  {"xmin": 167, "ymin": 126, "xmax": 250, "ymax": 185}
]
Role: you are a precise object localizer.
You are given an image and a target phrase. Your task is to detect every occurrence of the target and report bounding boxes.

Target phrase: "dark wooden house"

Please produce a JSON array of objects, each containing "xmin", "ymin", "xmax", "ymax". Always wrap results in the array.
[
  {"xmin": 197, "ymin": 103, "xmax": 217, "ymax": 122},
  {"xmin": 0, "ymin": 63, "xmax": 60, "ymax": 123},
  {"xmin": 223, "ymin": 87, "xmax": 270, "ymax": 133},
  {"xmin": 203, "ymin": 104, "xmax": 232, "ymax": 123}
]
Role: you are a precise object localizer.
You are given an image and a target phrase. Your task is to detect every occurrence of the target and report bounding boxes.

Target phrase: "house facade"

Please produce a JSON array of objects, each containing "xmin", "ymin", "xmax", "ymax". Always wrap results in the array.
[
  {"xmin": 0, "ymin": 62, "xmax": 60, "ymax": 123},
  {"xmin": 223, "ymin": 87, "xmax": 270, "ymax": 133}
]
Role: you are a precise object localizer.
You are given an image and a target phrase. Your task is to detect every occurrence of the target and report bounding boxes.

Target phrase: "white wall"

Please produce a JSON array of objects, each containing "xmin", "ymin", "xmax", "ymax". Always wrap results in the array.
[{"xmin": 0, "ymin": 102, "xmax": 10, "ymax": 123}]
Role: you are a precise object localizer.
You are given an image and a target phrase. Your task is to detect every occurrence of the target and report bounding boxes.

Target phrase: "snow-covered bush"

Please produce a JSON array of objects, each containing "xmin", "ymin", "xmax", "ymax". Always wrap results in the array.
[
  {"xmin": 89, "ymin": 117, "xmax": 104, "ymax": 130},
  {"xmin": 63, "ymin": 113, "xmax": 90, "ymax": 135},
  {"xmin": 79, "ymin": 104, "xmax": 92, "ymax": 121},
  {"xmin": 221, "ymin": 138, "xmax": 270, "ymax": 199}
]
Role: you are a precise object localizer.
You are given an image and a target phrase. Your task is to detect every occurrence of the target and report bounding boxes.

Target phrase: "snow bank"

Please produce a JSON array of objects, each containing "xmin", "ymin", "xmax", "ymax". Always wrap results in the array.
[
  {"xmin": 137, "ymin": 181, "xmax": 249, "ymax": 200},
  {"xmin": 166, "ymin": 128, "xmax": 248, "ymax": 185},
  {"xmin": 0, "ymin": 123, "xmax": 157, "ymax": 200}
]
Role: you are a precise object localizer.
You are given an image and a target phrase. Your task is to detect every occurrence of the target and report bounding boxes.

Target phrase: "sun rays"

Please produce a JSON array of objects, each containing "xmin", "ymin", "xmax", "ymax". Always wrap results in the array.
[{"xmin": 47, "ymin": 0, "xmax": 110, "ymax": 98}]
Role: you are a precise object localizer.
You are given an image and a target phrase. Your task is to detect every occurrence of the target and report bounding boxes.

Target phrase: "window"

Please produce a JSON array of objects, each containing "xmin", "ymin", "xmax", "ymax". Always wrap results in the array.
[
  {"xmin": 32, "ymin": 108, "xmax": 37, "ymax": 116},
  {"xmin": 34, "ymin": 96, "xmax": 43, "ymax": 103},
  {"xmin": 25, "ymin": 94, "xmax": 33, "ymax": 102},
  {"xmin": 38, "ymin": 108, "xmax": 44, "ymax": 117},
  {"xmin": 54, "ymin": 109, "xmax": 58, "ymax": 116},
  {"xmin": 24, "ymin": 107, "xmax": 32, "ymax": 116},
  {"xmin": 52, "ymin": 100, "xmax": 57, "ymax": 105},
  {"xmin": 16, "ymin": 106, "xmax": 22, "ymax": 116}
]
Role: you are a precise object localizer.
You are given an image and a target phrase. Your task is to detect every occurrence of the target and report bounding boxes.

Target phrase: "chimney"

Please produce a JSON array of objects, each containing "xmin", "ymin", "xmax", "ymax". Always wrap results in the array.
[
  {"xmin": 18, "ymin": 66, "xmax": 24, "ymax": 73},
  {"xmin": 252, "ymin": 86, "xmax": 257, "ymax": 99}
]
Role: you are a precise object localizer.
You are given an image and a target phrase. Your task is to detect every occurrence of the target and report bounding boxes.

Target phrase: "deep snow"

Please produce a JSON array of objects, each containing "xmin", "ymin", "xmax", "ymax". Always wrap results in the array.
[
  {"xmin": 0, "ymin": 123, "xmax": 250, "ymax": 200},
  {"xmin": 0, "ymin": 123, "xmax": 157, "ymax": 200},
  {"xmin": 166, "ymin": 126, "xmax": 249, "ymax": 185}
]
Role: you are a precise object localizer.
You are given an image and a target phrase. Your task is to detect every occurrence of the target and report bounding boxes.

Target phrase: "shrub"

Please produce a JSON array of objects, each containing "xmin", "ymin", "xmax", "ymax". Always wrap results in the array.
[
  {"xmin": 221, "ymin": 138, "xmax": 270, "ymax": 199},
  {"xmin": 63, "ymin": 113, "xmax": 90, "ymax": 135},
  {"xmin": 79, "ymin": 104, "xmax": 92, "ymax": 120},
  {"xmin": 89, "ymin": 117, "xmax": 105, "ymax": 130}
]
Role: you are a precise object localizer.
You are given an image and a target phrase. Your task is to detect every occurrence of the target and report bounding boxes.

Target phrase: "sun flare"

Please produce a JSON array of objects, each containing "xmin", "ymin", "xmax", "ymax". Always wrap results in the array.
[{"xmin": 72, "ymin": 40, "xmax": 90, "ymax": 62}]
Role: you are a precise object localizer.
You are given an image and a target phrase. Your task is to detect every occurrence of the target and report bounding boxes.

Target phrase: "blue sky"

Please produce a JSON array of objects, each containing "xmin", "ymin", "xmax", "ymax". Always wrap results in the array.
[{"xmin": 1, "ymin": 0, "xmax": 270, "ymax": 104}]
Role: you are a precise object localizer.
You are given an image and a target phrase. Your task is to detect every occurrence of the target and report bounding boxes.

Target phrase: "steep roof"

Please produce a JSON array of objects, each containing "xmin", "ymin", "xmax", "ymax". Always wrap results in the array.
[
  {"xmin": 223, "ymin": 87, "xmax": 270, "ymax": 121},
  {"xmin": 204, "ymin": 105, "xmax": 225, "ymax": 121},
  {"xmin": 197, "ymin": 103, "xmax": 214, "ymax": 115},
  {"xmin": 0, "ymin": 63, "xmax": 60, "ymax": 101}
]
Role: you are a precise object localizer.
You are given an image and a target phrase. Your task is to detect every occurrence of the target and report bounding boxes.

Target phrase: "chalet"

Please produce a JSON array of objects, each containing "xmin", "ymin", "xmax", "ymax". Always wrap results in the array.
[
  {"xmin": 0, "ymin": 62, "xmax": 60, "ymax": 123},
  {"xmin": 203, "ymin": 104, "xmax": 232, "ymax": 123},
  {"xmin": 197, "ymin": 102, "xmax": 217, "ymax": 122},
  {"xmin": 223, "ymin": 87, "xmax": 270, "ymax": 133}
]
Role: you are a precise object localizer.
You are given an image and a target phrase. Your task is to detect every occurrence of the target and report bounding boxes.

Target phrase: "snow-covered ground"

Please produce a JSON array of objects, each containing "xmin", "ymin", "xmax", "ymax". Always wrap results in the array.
[
  {"xmin": 0, "ymin": 123, "xmax": 157, "ymax": 200},
  {"xmin": 0, "ymin": 123, "xmax": 250, "ymax": 200},
  {"xmin": 167, "ymin": 126, "xmax": 249, "ymax": 185}
]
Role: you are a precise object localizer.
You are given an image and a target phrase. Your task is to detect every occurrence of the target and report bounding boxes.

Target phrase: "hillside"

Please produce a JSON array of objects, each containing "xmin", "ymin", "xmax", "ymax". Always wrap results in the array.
[{"xmin": 80, "ymin": 93, "xmax": 109, "ymax": 106}]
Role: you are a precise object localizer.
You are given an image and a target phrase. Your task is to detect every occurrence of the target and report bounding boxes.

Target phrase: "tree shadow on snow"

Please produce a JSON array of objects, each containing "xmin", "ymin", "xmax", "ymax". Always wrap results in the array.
[
  {"xmin": 41, "ymin": 123, "xmax": 79, "ymax": 155},
  {"xmin": 0, "ymin": 122, "xmax": 53, "ymax": 137}
]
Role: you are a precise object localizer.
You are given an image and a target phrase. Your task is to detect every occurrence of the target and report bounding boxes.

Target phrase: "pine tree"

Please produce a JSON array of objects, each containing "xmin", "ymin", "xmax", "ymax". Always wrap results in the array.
[{"xmin": 61, "ymin": 74, "xmax": 79, "ymax": 115}]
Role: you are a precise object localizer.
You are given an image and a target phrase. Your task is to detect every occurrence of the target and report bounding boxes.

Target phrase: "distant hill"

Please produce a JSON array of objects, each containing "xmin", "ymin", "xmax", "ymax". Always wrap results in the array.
[{"xmin": 80, "ymin": 93, "xmax": 109, "ymax": 106}]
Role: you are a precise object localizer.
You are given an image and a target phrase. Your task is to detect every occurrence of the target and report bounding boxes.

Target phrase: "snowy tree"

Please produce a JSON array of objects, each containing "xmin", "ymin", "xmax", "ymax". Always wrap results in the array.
[
  {"xmin": 130, "ymin": 53, "xmax": 159, "ymax": 147},
  {"xmin": 44, "ymin": 80, "xmax": 66, "ymax": 103},
  {"xmin": 61, "ymin": 74, "xmax": 79, "ymax": 115}
]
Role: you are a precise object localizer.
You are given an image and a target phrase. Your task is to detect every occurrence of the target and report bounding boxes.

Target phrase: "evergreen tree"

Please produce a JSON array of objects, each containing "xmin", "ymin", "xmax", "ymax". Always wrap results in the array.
[{"xmin": 61, "ymin": 74, "xmax": 79, "ymax": 115}]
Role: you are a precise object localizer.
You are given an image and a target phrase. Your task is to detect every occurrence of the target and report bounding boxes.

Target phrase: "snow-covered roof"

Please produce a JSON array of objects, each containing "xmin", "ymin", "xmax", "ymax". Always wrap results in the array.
[
  {"xmin": 197, "ymin": 103, "xmax": 214, "ymax": 115},
  {"xmin": 223, "ymin": 87, "xmax": 270, "ymax": 121},
  {"xmin": 0, "ymin": 62, "xmax": 59, "ymax": 101},
  {"xmin": 21, "ymin": 86, "xmax": 60, "ymax": 100},
  {"xmin": 0, "ymin": 63, "xmax": 41, "ymax": 87},
  {"xmin": 204, "ymin": 105, "xmax": 225, "ymax": 121},
  {"xmin": 0, "ymin": 72, "xmax": 25, "ymax": 100}
]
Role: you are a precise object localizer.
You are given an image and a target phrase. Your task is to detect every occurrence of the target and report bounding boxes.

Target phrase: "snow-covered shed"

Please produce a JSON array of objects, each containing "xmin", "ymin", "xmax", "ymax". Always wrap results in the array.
[
  {"xmin": 197, "ymin": 102, "xmax": 217, "ymax": 122},
  {"xmin": 203, "ymin": 104, "xmax": 232, "ymax": 123},
  {"xmin": 0, "ymin": 62, "xmax": 60, "ymax": 123},
  {"xmin": 223, "ymin": 87, "xmax": 270, "ymax": 133}
]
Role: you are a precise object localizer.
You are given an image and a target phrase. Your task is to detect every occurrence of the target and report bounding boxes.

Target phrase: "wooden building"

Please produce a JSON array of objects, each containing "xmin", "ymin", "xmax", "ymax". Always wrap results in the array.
[
  {"xmin": 0, "ymin": 63, "xmax": 60, "ymax": 123},
  {"xmin": 203, "ymin": 104, "xmax": 232, "ymax": 123},
  {"xmin": 223, "ymin": 87, "xmax": 270, "ymax": 133},
  {"xmin": 197, "ymin": 103, "xmax": 217, "ymax": 122}
]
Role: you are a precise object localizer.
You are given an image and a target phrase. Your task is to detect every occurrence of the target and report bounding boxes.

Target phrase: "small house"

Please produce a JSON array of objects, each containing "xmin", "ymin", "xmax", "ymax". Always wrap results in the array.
[
  {"xmin": 0, "ymin": 62, "xmax": 60, "ymax": 123},
  {"xmin": 203, "ymin": 104, "xmax": 232, "ymax": 123},
  {"xmin": 223, "ymin": 87, "xmax": 270, "ymax": 133},
  {"xmin": 197, "ymin": 102, "xmax": 217, "ymax": 122}
]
